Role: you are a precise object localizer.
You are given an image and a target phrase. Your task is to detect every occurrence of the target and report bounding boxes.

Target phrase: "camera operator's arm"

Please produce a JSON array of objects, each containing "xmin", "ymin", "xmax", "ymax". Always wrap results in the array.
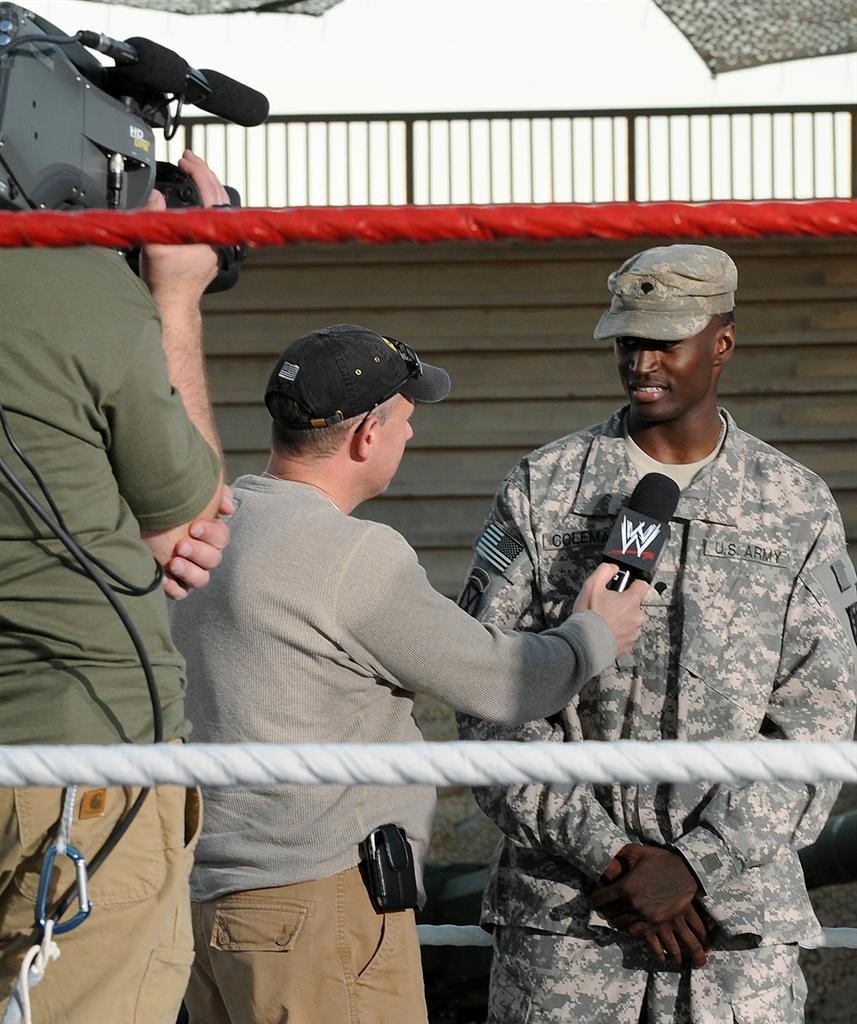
[
  {"xmin": 159, "ymin": 487, "xmax": 235, "ymax": 600},
  {"xmin": 141, "ymin": 151, "xmax": 226, "ymax": 457},
  {"xmin": 139, "ymin": 151, "xmax": 229, "ymax": 591}
]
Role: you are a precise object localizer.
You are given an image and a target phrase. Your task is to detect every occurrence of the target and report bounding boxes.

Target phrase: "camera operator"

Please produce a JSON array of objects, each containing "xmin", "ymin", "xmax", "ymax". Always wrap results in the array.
[{"xmin": 0, "ymin": 149, "xmax": 231, "ymax": 1024}]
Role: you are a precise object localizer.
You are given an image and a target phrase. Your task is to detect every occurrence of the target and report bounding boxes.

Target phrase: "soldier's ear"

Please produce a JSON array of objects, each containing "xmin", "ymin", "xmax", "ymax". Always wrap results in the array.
[{"xmin": 713, "ymin": 322, "xmax": 735, "ymax": 366}]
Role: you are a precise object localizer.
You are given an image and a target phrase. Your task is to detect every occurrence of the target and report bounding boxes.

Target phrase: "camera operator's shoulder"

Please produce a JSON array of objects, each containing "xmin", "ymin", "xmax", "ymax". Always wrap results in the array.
[
  {"xmin": 75, "ymin": 248, "xmax": 155, "ymax": 303},
  {"xmin": 1, "ymin": 247, "xmax": 158, "ymax": 363},
  {"xmin": 1, "ymin": 245, "xmax": 152, "ymax": 308}
]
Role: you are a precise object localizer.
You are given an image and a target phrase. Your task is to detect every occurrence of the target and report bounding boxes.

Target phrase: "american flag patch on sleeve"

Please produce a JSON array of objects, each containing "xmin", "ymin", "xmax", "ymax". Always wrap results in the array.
[
  {"xmin": 278, "ymin": 361, "xmax": 300, "ymax": 382},
  {"xmin": 475, "ymin": 521, "xmax": 525, "ymax": 573}
]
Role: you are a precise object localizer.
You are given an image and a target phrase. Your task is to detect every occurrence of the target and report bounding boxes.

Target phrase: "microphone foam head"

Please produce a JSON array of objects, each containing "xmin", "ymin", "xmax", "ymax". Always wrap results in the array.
[
  {"xmin": 627, "ymin": 472, "xmax": 680, "ymax": 523},
  {"xmin": 196, "ymin": 70, "xmax": 269, "ymax": 127},
  {"xmin": 113, "ymin": 37, "xmax": 190, "ymax": 94}
]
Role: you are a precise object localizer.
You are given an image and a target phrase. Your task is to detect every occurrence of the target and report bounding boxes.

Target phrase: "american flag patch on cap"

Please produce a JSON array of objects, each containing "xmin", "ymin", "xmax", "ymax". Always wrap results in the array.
[
  {"xmin": 278, "ymin": 361, "xmax": 300, "ymax": 382},
  {"xmin": 475, "ymin": 521, "xmax": 525, "ymax": 573}
]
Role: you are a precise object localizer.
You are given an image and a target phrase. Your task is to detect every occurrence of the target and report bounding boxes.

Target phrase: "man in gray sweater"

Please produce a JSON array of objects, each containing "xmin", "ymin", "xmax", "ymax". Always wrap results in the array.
[{"xmin": 171, "ymin": 323, "xmax": 647, "ymax": 1024}]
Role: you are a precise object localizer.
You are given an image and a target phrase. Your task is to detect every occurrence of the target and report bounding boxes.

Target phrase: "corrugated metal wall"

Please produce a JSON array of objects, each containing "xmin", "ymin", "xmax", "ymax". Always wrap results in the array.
[{"xmin": 204, "ymin": 235, "xmax": 857, "ymax": 593}]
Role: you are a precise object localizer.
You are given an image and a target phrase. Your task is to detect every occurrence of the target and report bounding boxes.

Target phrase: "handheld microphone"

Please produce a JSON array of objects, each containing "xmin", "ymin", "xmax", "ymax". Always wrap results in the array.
[
  {"xmin": 195, "ymin": 69, "xmax": 269, "ymax": 127},
  {"xmin": 603, "ymin": 472, "xmax": 680, "ymax": 592}
]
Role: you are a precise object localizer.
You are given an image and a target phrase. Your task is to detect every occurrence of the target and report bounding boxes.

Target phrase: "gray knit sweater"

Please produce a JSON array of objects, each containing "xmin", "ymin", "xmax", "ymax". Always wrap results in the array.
[{"xmin": 171, "ymin": 476, "xmax": 616, "ymax": 902}]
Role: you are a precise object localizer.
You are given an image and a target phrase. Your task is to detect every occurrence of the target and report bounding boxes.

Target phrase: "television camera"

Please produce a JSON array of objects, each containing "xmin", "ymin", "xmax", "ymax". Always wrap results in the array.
[{"xmin": 0, "ymin": 3, "xmax": 269, "ymax": 289}]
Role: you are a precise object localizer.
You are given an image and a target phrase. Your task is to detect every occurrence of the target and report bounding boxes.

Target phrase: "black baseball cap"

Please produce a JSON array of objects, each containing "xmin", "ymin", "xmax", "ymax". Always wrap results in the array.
[{"xmin": 264, "ymin": 324, "xmax": 451, "ymax": 429}]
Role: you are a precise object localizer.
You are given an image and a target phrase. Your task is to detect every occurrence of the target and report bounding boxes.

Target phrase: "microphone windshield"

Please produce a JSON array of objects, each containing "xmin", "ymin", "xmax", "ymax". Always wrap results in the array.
[
  {"xmin": 112, "ymin": 37, "xmax": 190, "ymax": 95},
  {"xmin": 627, "ymin": 472, "xmax": 681, "ymax": 523},
  {"xmin": 195, "ymin": 70, "xmax": 270, "ymax": 127}
]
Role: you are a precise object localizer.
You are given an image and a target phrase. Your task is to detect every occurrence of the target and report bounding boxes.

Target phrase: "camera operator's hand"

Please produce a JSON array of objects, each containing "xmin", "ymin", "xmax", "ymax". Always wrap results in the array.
[
  {"xmin": 572, "ymin": 563, "xmax": 647, "ymax": 656},
  {"xmin": 163, "ymin": 486, "xmax": 235, "ymax": 600},
  {"xmin": 140, "ymin": 150, "xmax": 229, "ymax": 303}
]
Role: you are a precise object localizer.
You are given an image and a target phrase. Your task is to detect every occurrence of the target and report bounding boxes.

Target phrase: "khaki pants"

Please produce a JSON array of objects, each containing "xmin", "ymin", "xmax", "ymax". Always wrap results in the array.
[
  {"xmin": 186, "ymin": 866, "xmax": 429, "ymax": 1024},
  {"xmin": 0, "ymin": 783, "xmax": 200, "ymax": 1024}
]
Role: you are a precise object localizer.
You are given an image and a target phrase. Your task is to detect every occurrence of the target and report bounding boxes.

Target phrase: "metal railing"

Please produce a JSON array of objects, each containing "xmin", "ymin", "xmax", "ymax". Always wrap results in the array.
[{"xmin": 159, "ymin": 104, "xmax": 857, "ymax": 208}]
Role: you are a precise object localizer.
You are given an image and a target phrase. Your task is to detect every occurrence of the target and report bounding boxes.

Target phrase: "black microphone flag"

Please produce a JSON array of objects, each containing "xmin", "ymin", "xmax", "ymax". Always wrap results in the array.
[{"xmin": 603, "ymin": 472, "xmax": 680, "ymax": 591}]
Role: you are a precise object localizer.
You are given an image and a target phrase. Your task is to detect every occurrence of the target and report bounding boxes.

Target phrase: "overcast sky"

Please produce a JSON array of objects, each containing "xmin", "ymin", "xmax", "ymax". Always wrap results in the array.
[{"xmin": 24, "ymin": 0, "xmax": 857, "ymax": 116}]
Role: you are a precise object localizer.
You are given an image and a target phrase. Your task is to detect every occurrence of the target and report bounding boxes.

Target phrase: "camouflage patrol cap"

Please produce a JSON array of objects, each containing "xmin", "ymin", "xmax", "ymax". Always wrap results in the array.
[{"xmin": 593, "ymin": 244, "xmax": 737, "ymax": 342}]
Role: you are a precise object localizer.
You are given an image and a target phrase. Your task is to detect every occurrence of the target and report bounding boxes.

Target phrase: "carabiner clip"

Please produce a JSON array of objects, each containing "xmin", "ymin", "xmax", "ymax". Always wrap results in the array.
[{"xmin": 34, "ymin": 842, "xmax": 92, "ymax": 936}]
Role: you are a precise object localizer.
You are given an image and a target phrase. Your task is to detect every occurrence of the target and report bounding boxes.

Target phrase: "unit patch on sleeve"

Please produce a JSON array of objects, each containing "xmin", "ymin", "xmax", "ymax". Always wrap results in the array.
[
  {"xmin": 475, "ymin": 521, "xmax": 525, "ymax": 574},
  {"xmin": 811, "ymin": 554, "xmax": 857, "ymax": 652},
  {"xmin": 848, "ymin": 602, "xmax": 857, "ymax": 644}
]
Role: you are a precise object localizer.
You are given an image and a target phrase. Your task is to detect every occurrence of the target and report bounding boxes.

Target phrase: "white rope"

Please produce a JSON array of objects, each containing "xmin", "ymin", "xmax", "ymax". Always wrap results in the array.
[
  {"xmin": 416, "ymin": 925, "xmax": 857, "ymax": 950},
  {"xmin": 1, "ymin": 740, "xmax": 857, "ymax": 788},
  {"xmin": 801, "ymin": 928, "xmax": 857, "ymax": 950},
  {"xmin": 54, "ymin": 787, "xmax": 76, "ymax": 856},
  {"xmin": 1, "ymin": 922, "xmax": 60, "ymax": 1024},
  {"xmin": 418, "ymin": 925, "xmax": 493, "ymax": 947}
]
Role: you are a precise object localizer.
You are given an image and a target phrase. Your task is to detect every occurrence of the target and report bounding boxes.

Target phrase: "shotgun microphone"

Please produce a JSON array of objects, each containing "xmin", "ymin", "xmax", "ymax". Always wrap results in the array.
[
  {"xmin": 195, "ymin": 69, "xmax": 269, "ymax": 127},
  {"xmin": 100, "ymin": 41, "xmax": 269, "ymax": 126},
  {"xmin": 104, "ymin": 36, "xmax": 191, "ymax": 94},
  {"xmin": 603, "ymin": 473, "xmax": 680, "ymax": 592}
]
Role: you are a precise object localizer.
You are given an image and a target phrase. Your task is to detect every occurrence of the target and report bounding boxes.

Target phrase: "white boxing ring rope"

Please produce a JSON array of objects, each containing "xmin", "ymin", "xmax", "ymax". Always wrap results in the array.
[
  {"xmin": 2, "ymin": 739, "xmax": 856, "ymax": 952},
  {"xmin": 415, "ymin": 924, "xmax": 857, "ymax": 950},
  {"xmin": 2, "ymin": 739, "xmax": 857, "ymax": 788}
]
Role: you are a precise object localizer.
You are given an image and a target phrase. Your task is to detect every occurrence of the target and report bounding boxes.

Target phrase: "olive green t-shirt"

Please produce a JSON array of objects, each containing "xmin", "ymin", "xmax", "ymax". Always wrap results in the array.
[{"xmin": 0, "ymin": 247, "xmax": 220, "ymax": 744}]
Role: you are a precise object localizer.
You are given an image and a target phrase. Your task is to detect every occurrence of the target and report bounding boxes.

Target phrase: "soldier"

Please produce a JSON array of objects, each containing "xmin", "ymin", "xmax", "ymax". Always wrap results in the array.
[{"xmin": 458, "ymin": 244, "xmax": 857, "ymax": 1023}]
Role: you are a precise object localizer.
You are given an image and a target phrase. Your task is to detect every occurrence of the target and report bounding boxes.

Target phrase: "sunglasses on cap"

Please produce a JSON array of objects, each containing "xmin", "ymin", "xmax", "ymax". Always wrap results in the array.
[
  {"xmin": 376, "ymin": 335, "xmax": 423, "ymax": 397},
  {"xmin": 351, "ymin": 336, "xmax": 423, "ymax": 431}
]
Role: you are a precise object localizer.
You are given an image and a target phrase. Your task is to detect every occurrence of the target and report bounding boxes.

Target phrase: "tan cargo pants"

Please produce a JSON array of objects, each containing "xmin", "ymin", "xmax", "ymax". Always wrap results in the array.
[
  {"xmin": 0, "ymin": 783, "xmax": 200, "ymax": 1024},
  {"xmin": 185, "ymin": 865, "xmax": 429, "ymax": 1024}
]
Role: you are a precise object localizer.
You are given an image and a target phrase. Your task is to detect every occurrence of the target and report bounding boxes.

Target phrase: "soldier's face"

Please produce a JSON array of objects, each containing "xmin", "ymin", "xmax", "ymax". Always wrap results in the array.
[{"xmin": 613, "ymin": 317, "xmax": 733, "ymax": 428}]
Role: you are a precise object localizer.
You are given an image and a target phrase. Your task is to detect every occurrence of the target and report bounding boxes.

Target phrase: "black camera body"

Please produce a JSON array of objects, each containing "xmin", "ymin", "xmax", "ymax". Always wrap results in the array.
[
  {"xmin": 0, "ymin": 4, "xmax": 157, "ymax": 211},
  {"xmin": 0, "ymin": 4, "xmax": 247, "ymax": 291},
  {"xmin": 155, "ymin": 162, "xmax": 216, "ymax": 209},
  {"xmin": 125, "ymin": 162, "xmax": 246, "ymax": 294}
]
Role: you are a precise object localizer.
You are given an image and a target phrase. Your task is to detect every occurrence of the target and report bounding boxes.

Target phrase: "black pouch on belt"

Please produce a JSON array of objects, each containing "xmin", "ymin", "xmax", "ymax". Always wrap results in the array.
[{"xmin": 359, "ymin": 823, "xmax": 419, "ymax": 913}]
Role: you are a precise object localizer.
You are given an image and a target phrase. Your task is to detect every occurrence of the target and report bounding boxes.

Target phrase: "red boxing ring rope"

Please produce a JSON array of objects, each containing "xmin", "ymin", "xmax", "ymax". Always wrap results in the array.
[{"xmin": 0, "ymin": 200, "xmax": 856, "ymax": 248}]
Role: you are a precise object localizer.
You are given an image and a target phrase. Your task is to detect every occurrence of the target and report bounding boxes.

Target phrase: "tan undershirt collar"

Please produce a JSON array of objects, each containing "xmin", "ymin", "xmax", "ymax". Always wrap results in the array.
[{"xmin": 623, "ymin": 415, "xmax": 727, "ymax": 490}]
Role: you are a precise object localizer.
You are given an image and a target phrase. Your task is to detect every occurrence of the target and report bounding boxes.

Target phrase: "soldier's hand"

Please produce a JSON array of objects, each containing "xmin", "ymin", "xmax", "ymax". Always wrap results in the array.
[
  {"xmin": 599, "ymin": 855, "xmax": 624, "ymax": 883},
  {"xmin": 630, "ymin": 908, "xmax": 709, "ymax": 969},
  {"xmin": 592, "ymin": 844, "xmax": 699, "ymax": 925},
  {"xmin": 572, "ymin": 563, "xmax": 648, "ymax": 656}
]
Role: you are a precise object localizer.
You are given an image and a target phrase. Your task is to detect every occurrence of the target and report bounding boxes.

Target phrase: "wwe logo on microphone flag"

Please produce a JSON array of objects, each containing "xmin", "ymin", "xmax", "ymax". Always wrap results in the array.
[
  {"xmin": 604, "ymin": 507, "xmax": 669, "ymax": 573},
  {"xmin": 620, "ymin": 516, "xmax": 661, "ymax": 559},
  {"xmin": 601, "ymin": 473, "xmax": 678, "ymax": 585}
]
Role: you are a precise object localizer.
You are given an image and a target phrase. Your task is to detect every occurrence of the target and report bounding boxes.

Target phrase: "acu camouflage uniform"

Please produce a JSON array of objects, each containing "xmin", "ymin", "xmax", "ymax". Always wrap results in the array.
[{"xmin": 458, "ymin": 407, "xmax": 857, "ymax": 1024}]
